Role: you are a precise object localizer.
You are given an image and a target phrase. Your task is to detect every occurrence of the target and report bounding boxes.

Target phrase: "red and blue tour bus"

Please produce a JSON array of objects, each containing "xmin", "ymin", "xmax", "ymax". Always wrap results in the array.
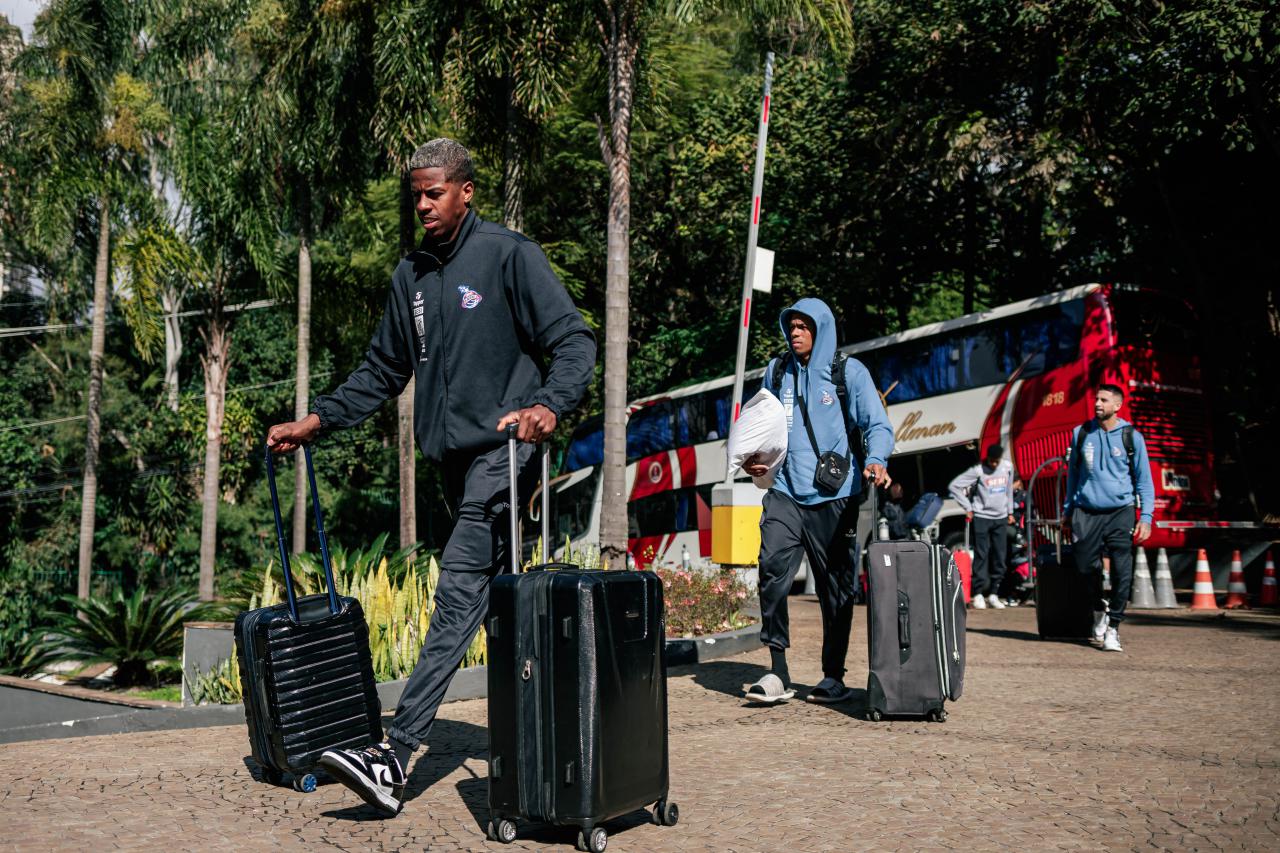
[{"xmin": 542, "ymin": 284, "xmax": 1222, "ymax": 567}]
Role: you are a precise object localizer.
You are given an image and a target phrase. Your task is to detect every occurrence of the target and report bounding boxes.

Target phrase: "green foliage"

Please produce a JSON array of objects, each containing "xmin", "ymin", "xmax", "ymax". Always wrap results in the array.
[
  {"xmin": 42, "ymin": 586, "xmax": 222, "ymax": 687},
  {"xmin": 248, "ymin": 551, "xmax": 486, "ymax": 680},
  {"xmin": 190, "ymin": 656, "xmax": 243, "ymax": 705}
]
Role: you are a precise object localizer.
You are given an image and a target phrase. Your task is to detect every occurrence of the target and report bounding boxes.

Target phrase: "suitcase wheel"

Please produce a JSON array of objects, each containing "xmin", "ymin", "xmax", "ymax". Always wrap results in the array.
[
  {"xmin": 576, "ymin": 827, "xmax": 607, "ymax": 853},
  {"xmin": 654, "ymin": 798, "xmax": 680, "ymax": 827},
  {"xmin": 292, "ymin": 773, "xmax": 317, "ymax": 793},
  {"xmin": 867, "ymin": 709, "xmax": 884, "ymax": 722},
  {"xmin": 488, "ymin": 818, "xmax": 517, "ymax": 844},
  {"xmin": 928, "ymin": 708, "xmax": 948, "ymax": 723}
]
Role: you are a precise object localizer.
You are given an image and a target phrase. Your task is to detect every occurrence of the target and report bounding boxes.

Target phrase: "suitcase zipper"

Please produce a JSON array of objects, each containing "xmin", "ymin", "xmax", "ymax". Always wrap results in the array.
[{"xmin": 931, "ymin": 546, "xmax": 950, "ymax": 701}]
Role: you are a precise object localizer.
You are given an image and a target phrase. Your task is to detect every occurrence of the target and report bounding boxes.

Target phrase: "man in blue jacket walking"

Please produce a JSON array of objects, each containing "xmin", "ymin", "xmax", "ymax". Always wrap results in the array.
[
  {"xmin": 1062, "ymin": 383, "xmax": 1155, "ymax": 653},
  {"xmin": 743, "ymin": 298, "xmax": 894, "ymax": 704}
]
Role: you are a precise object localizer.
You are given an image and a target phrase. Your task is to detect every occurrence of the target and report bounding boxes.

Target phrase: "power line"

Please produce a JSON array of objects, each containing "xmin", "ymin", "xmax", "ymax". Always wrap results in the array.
[
  {"xmin": 0, "ymin": 298, "xmax": 278, "ymax": 339},
  {"xmin": 0, "ymin": 370, "xmax": 332, "ymax": 434},
  {"xmin": 0, "ymin": 414, "xmax": 87, "ymax": 433}
]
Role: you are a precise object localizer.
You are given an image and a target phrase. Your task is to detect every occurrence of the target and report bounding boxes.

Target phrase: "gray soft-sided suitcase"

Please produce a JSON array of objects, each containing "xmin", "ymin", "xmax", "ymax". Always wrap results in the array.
[
  {"xmin": 486, "ymin": 427, "xmax": 678, "ymax": 852},
  {"xmin": 235, "ymin": 445, "xmax": 382, "ymax": 792},
  {"xmin": 865, "ymin": 489, "xmax": 965, "ymax": 722}
]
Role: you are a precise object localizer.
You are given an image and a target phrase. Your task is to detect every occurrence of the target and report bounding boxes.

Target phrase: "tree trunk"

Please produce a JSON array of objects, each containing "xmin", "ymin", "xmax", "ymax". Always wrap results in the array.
[
  {"xmin": 962, "ymin": 172, "xmax": 976, "ymax": 315},
  {"xmin": 293, "ymin": 203, "xmax": 312, "ymax": 553},
  {"xmin": 597, "ymin": 6, "xmax": 639, "ymax": 564},
  {"xmin": 502, "ymin": 80, "xmax": 526, "ymax": 234},
  {"xmin": 76, "ymin": 194, "xmax": 111, "ymax": 601},
  {"xmin": 397, "ymin": 172, "xmax": 417, "ymax": 552},
  {"xmin": 197, "ymin": 302, "xmax": 230, "ymax": 602},
  {"xmin": 161, "ymin": 285, "xmax": 183, "ymax": 412}
]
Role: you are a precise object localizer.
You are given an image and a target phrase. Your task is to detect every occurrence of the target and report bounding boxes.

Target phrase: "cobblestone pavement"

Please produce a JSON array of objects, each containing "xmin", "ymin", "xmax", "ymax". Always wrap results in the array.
[{"xmin": 2, "ymin": 600, "xmax": 1278, "ymax": 852}]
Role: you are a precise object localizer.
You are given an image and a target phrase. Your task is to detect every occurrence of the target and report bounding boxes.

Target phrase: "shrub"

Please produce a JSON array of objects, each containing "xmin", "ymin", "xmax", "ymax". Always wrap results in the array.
[
  {"xmin": 0, "ymin": 566, "xmax": 65, "ymax": 675},
  {"xmin": 190, "ymin": 656, "xmax": 242, "ymax": 705},
  {"xmin": 655, "ymin": 567, "xmax": 754, "ymax": 638},
  {"xmin": 249, "ymin": 552, "xmax": 485, "ymax": 681},
  {"xmin": 43, "ymin": 586, "xmax": 220, "ymax": 687}
]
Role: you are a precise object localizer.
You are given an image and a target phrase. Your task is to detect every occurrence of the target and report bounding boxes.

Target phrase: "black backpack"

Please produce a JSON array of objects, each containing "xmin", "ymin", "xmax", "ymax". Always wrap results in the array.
[{"xmin": 771, "ymin": 350, "xmax": 866, "ymax": 463}]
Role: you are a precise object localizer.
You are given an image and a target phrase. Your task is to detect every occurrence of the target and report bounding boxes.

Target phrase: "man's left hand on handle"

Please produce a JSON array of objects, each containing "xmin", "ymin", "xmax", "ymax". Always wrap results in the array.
[{"xmin": 497, "ymin": 404, "xmax": 557, "ymax": 443}]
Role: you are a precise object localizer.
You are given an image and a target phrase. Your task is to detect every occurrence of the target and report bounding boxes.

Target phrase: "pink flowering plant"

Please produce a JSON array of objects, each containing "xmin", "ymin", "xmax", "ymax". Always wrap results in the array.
[{"xmin": 655, "ymin": 567, "xmax": 755, "ymax": 638}]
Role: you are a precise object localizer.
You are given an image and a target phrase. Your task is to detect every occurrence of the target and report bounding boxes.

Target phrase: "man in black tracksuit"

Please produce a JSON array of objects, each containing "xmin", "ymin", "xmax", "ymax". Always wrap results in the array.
[{"xmin": 266, "ymin": 138, "xmax": 595, "ymax": 816}]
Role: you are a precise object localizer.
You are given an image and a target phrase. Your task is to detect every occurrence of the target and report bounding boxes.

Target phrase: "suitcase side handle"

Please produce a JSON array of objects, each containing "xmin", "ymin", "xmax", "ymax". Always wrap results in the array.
[{"xmin": 265, "ymin": 444, "xmax": 341, "ymax": 621}]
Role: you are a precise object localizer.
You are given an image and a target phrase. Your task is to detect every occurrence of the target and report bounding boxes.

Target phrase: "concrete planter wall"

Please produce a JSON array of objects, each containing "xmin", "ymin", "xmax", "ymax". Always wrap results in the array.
[{"xmin": 181, "ymin": 621, "xmax": 235, "ymax": 707}]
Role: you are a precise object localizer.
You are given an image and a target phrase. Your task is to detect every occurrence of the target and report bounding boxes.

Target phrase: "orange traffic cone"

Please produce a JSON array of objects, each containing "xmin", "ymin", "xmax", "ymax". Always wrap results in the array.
[
  {"xmin": 1260, "ymin": 551, "xmax": 1278, "ymax": 608},
  {"xmin": 1224, "ymin": 550, "xmax": 1250, "ymax": 609},
  {"xmin": 1190, "ymin": 549, "xmax": 1219, "ymax": 611}
]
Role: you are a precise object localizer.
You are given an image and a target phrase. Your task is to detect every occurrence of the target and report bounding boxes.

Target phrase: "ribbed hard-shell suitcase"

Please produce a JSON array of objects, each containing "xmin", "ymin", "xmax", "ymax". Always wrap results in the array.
[
  {"xmin": 865, "ymin": 489, "xmax": 966, "ymax": 722},
  {"xmin": 235, "ymin": 445, "xmax": 382, "ymax": 792},
  {"xmin": 486, "ymin": 427, "xmax": 678, "ymax": 852}
]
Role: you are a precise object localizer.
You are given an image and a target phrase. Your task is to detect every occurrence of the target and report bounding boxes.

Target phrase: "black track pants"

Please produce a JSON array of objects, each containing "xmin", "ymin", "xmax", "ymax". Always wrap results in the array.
[
  {"xmin": 756, "ymin": 491, "xmax": 859, "ymax": 681},
  {"xmin": 386, "ymin": 440, "xmax": 537, "ymax": 750},
  {"xmin": 1071, "ymin": 506, "xmax": 1135, "ymax": 626},
  {"xmin": 971, "ymin": 515, "xmax": 1008, "ymax": 597}
]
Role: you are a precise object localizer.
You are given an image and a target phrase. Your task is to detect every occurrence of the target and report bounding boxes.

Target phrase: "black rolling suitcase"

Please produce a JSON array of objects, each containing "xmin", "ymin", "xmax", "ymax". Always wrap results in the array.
[
  {"xmin": 865, "ymin": 488, "xmax": 965, "ymax": 722},
  {"xmin": 1032, "ymin": 543, "xmax": 1093, "ymax": 641},
  {"xmin": 486, "ymin": 426, "xmax": 678, "ymax": 852},
  {"xmin": 235, "ymin": 445, "xmax": 382, "ymax": 792}
]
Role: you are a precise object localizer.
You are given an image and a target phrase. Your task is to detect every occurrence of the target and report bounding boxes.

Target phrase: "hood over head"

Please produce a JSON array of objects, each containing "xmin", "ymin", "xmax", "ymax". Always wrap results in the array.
[{"xmin": 779, "ymin": 297, "xmax": 838, "ymax": 370}]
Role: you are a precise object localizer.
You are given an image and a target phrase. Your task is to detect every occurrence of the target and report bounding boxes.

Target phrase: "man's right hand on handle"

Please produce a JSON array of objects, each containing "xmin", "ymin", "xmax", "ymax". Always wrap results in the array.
[{"xmin": 266, "ymin": 413, "xmax": 322, "ymax": 454}]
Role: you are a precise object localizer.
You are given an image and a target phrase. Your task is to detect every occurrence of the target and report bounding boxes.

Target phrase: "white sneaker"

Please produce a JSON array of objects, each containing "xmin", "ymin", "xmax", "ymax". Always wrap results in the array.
[
  {"xmin": 987, "ymin": 593, "xmax": 1006, "ymax": 609},
  {"xmin": 1091, "ymin": 610, "xmax": 1108, "ymax": 646},
  {"xmin": 1102, "ymin": 626, "xmax": 1123, "ymax": 652},
  {"xmin": 971, "ymin": 592, "xmax": 987, "ymax": 609}
]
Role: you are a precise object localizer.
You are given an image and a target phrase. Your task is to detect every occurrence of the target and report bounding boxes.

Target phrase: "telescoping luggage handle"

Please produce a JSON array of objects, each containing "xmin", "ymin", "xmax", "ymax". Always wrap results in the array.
[
  {"xmin": 265, "ymin": 443, "xmax": 341, "ymax": 622},
  {"xmin": 505, "ymin": 424, "xmax": 559, "ymax": 575}
]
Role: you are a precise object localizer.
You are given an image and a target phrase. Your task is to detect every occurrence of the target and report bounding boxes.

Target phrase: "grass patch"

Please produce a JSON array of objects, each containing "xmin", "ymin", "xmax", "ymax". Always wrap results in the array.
[{"xmin": 127, "ymin": 685, "xmax": 181, "ymax": 702}]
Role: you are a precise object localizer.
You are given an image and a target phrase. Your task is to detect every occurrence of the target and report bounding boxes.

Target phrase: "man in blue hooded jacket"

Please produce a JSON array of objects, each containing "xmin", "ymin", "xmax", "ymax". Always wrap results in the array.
[
  {"xmin": 1062, "ymin": 383, "xmax": 1154, "ymax": 653},
  {"xmin": 743, "ymin": 298, "xmax": 894, "ymax": 704}
]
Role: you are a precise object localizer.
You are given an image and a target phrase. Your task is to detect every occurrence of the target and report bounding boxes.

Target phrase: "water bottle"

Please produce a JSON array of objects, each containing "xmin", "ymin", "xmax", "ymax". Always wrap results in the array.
[
  {"xmin": 681, "ymin": 544, "xmax": 691, "ymax": 570},
  {"xmin": 878, "ymin": 516, "xmax": 890, "ymax": 541}
]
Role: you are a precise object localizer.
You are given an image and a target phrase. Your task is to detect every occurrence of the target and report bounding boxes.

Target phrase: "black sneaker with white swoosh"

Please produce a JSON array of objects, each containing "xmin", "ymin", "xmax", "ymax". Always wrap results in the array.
[{"xmin": 317, "ymin": 742, "xmax": 406, "ymax": 816}]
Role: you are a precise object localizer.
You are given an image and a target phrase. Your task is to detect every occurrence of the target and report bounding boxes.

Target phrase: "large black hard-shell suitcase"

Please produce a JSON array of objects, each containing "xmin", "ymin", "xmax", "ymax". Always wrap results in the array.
[
  {"xmin": 1032, "ymin": 544, "xmax": 1093, "ymax": 641},
  {"xmin": 486, "ymin": 427, "xmax": 678, "ymax": 852},
  {"xmin": 865, "ymin": 489, "xmax": 966, "ymax": 722},
  {"xmin": 235, "ymin": 445, "xmax": 382, "ymax": 792}
]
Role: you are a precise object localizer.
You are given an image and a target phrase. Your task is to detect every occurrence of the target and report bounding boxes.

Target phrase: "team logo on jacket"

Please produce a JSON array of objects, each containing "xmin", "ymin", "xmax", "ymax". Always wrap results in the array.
[
  {"xmin": 820, "ymin": 390, "xmax": 835, "ymax": 405},
  {"xmin": 457, "ymin": 284, "xmax": 483, "ymax": 309}
]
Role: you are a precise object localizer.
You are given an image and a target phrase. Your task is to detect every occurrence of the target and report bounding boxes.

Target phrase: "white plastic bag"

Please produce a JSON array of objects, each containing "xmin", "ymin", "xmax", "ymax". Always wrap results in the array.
[{"xmin": 726, "ymin": 388, "xmax": 788, "ymax": 488}]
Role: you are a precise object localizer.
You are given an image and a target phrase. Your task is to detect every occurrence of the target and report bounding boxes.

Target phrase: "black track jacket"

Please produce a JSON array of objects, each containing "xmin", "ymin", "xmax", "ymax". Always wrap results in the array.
[{"xmin": 311, "ymin": 211, "xmax": 596, "ymax": 462}]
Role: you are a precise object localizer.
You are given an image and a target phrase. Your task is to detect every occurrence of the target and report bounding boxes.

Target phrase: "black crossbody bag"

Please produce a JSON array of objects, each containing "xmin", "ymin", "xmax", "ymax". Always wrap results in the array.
[{"xmin": 796, "ymin": 384, "xmax": 851, "ymax": 495}]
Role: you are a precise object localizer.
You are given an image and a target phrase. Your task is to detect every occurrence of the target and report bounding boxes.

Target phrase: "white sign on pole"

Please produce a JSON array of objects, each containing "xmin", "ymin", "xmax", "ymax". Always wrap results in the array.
[{"xmin": 752, "ymin": 247, "xmax": 775, "ymax": 294}]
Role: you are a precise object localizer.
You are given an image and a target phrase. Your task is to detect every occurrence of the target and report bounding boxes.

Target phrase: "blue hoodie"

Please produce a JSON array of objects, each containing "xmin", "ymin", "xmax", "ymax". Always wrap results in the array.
[
  {"xmin": 1062, "ymin": 417, "xmax": 1155, "ymax": 524},
  {"xmin": 762, "ymin": 298, "xmax": 895, "ymax": 505}
]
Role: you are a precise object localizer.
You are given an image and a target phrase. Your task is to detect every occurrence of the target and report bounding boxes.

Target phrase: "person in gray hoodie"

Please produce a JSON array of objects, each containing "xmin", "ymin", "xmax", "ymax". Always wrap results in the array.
[
  {"xmin": 742, "ymin": 298, "xmax": 894, "ymax": 705},
  {"xmin": 949, "ymin": 444, "xmax": 1016, "ymax": 610}
]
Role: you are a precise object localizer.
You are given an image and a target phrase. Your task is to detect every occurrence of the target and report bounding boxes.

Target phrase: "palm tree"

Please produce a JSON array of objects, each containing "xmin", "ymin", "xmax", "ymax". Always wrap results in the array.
[
  {"xmin": 128, "ymin": 0, "xmax": 279, "ymax": 601},
  {"xmin": 593, "ymin": 1, "xmax": 852, "ymax": 561},
  {"xmin": 240, "ymin": 0, "xmax": 377, "ymax": 552},
  {"xmin": 437, "ymin": 1, "xmax": 582, "ymax": 232},
  {"xmin": 16, "ymin": 0, "xmax": 167, "ymax": 599},
  {"xmin": 367, "ymin": 0, "xmax": 443, "ymax": 552}
]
